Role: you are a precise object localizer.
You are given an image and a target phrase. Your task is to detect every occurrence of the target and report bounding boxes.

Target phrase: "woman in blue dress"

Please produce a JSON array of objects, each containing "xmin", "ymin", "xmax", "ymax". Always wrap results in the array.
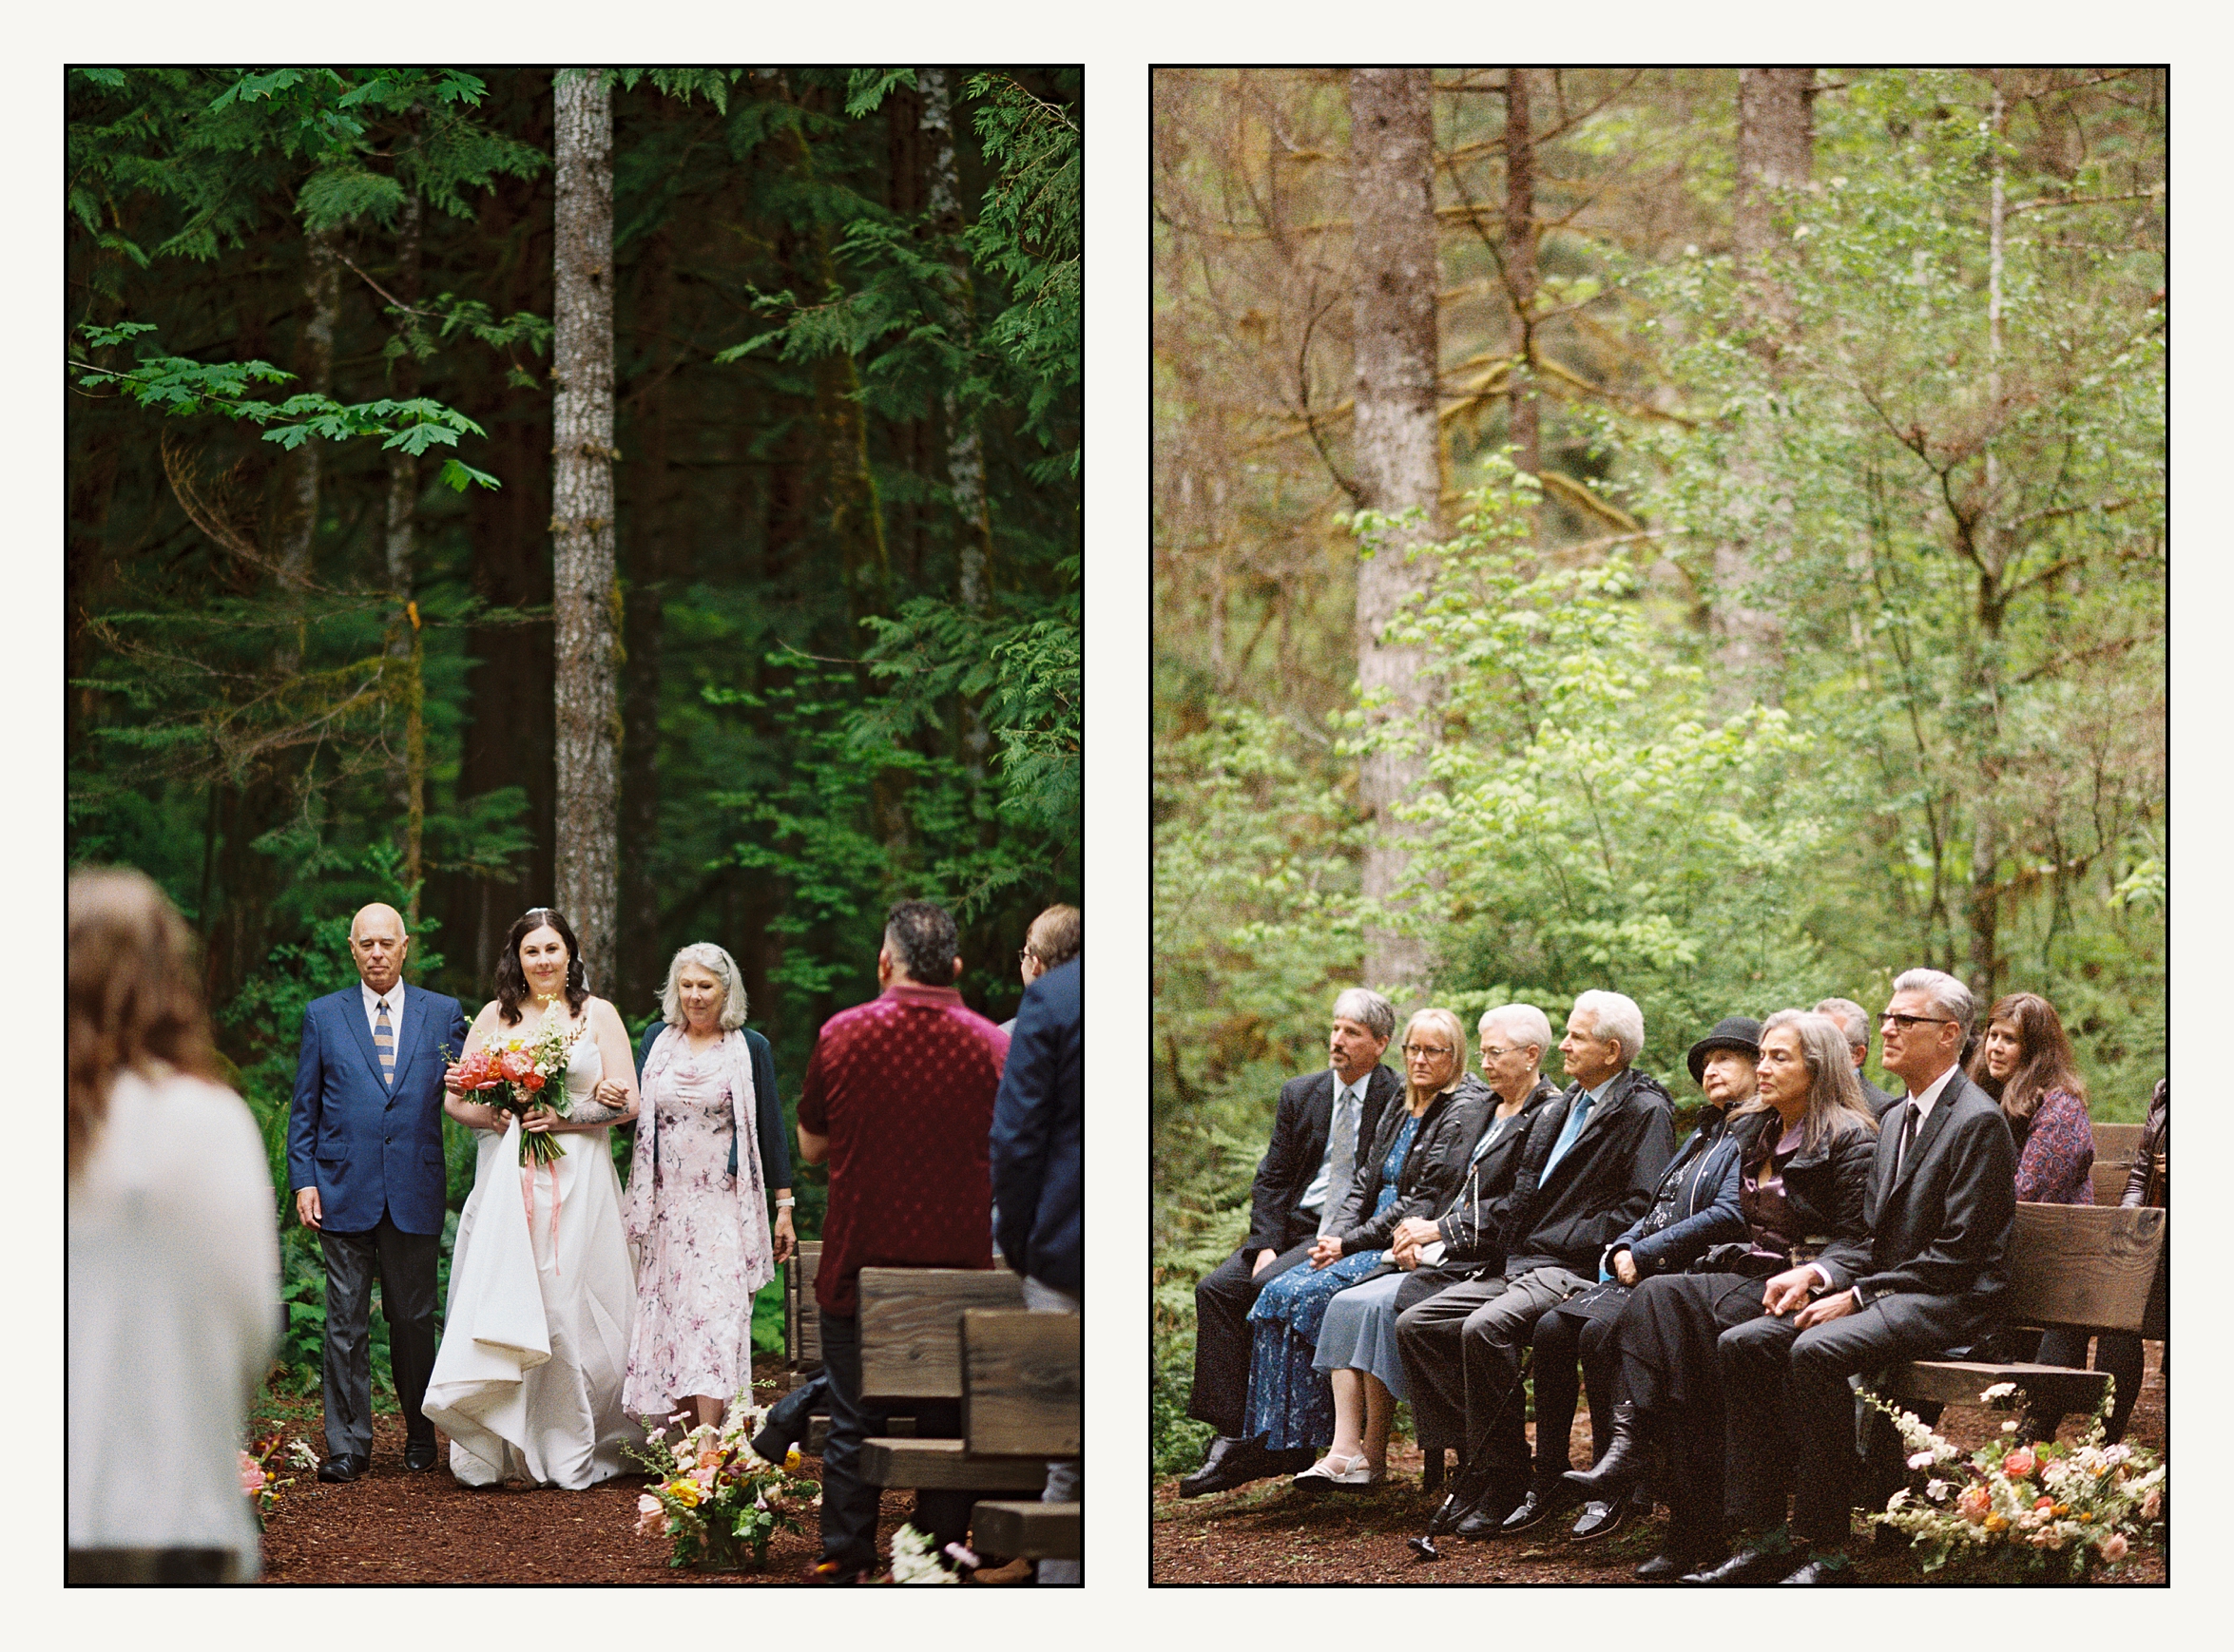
[{"xmin": 1244, "ymin": 1008, "xmax": 1491, "ymax": 1486}]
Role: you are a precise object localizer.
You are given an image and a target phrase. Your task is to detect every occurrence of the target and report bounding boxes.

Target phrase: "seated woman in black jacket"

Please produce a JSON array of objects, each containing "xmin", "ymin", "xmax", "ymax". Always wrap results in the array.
[
  {"xmin": 1243, "ymin": 1008, "xmax": 1492, "ymax": 1487},
  {"xmin": 1501, "ymin": 1016, "xmax": 1759, "ymax": 1543},
  {"xmin": 1562, "ymin": 1009, "xmax": 1877, "ymax": 1581}
]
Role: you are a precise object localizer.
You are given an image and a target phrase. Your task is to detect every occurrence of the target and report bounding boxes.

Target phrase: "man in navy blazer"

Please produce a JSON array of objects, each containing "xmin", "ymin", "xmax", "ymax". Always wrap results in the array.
[{"xmin": 286, "ymin": 903, "xmax": 469, "ymax": 1482}]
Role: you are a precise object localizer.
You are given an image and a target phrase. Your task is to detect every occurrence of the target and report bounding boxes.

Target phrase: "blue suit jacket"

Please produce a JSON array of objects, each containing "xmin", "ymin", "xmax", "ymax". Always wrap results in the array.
[
  {"xmin": 287, "ymin": 985, "xmax": 470, "ymax": 1235},
  {"xmin": 990, "ymin": 957, "xmax": 1082, "ymax": 1297}
]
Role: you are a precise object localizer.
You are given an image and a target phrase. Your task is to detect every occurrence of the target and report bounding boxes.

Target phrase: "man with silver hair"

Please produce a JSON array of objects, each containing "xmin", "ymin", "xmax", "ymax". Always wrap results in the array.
[
  {"xmin": 1707, "ymin": 966, "xmax": 2015, "ymax": 1585},
  {"xmin": 1815, "ymin": 996, "xmax": 1898, "ymax": 1118},
  {"xmin": 1396, "ymin": 989, "xmax": 1676, "ymax": 1546},
  {"xmin": 1180, "ymin": 988, "xmax": 1402, "ymax": 1497}
]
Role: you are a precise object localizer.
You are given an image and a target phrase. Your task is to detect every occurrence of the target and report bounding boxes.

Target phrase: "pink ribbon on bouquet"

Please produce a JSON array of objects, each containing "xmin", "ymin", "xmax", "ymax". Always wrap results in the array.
[{"xmin": 513, "ymin": 1119, "xmax": 565, "ymax": 1276}]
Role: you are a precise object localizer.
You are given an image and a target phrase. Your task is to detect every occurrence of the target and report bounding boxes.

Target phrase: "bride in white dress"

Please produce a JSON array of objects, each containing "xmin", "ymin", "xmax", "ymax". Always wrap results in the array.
[{"xmin": 423, "ymin": 908, "xmax": 642, "ymax": 1489}]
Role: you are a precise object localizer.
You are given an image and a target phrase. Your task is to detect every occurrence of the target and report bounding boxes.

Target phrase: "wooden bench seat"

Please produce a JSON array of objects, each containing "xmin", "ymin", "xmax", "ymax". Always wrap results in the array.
[
  {"xmin": 2090, "ymin": 1121, "xmax": 2146, "ymax": 1207},
  {"xmin": 860, "ymin": 1434, "xmax": 1051, "ymax": 1491},
  {"xmin": 1881, "ymin": 1201, "xmax": 2166, "ymax": 1425},
  {"xmin": 957, "ymin": 1309, "xmax": 1083, "ymax": 1564},
  {"xmin": 969, "ymin": 1500, "xmax": 1082, "ymax": 1560}
]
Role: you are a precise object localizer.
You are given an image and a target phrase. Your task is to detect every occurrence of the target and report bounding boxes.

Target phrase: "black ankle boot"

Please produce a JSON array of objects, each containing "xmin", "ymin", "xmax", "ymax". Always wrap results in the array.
[{"xmin": 1560, "ymin": 1402, "xmax": 1650, "ymax": 1503}]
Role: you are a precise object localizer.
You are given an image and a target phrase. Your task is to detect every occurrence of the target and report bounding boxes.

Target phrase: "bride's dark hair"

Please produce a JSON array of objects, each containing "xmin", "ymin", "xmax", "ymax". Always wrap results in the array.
[{"xmin": 494, "ymin": 907, "xmax": 589, "ymax": 1026}]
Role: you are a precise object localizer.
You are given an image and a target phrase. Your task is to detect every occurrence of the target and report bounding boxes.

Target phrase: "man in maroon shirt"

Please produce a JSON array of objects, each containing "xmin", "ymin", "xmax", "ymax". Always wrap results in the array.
[{"xmin": 797, "ymin": 900, "xmax": 1009, "ymax": 1582}]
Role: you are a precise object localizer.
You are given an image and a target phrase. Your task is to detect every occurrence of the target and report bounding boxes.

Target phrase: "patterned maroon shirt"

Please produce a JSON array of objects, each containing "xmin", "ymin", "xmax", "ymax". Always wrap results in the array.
[{"xmin": 798, "ymin": 981, "xmax": 1010, "ymax": 1316}]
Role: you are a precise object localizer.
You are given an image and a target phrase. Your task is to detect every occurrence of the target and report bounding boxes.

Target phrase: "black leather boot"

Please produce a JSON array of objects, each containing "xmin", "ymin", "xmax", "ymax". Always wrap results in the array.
[{"xmin": 1559, "ymin": 1401, "xmax": 1650, "ymax": 1504}]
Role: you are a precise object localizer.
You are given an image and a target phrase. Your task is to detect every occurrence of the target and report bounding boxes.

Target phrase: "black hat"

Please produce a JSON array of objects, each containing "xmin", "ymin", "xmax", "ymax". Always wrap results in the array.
[{"xmin": 1686, "ymin": 1015, "xmax": 1763, "ymax": 1085}]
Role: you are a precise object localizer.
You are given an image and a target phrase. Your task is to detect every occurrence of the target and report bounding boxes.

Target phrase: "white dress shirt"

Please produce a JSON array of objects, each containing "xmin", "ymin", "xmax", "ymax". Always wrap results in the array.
[
  {"xmin": 1299, "ymin": 1073, "xmax": 1365, "ymax": 1216},
  {"xmin": 359, "ymin": 978, "xmax": 407, "ymax": 1041}
]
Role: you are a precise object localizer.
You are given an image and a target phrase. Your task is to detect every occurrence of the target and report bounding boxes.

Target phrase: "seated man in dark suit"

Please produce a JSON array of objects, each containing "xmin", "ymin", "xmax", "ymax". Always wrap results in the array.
[
  {"xmin": 1705, "ymin": 968, "xmax": 2016, "ymax": 1585},
  {"xmin": 1396, "ymin": 989, "xmax": 1677, "ymax": 1543},
  {"xmin": 1815, "ymin": 996, "xmax": 1899, "ymax": 1118},
  {"xmin": 1179, "ymin": 989, "xmax": 1401, "ymax": 1496}
]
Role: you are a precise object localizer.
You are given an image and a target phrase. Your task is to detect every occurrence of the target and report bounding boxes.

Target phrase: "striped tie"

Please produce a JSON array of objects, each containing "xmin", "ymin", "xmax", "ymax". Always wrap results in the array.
[{"xmin": 376, "ymin": 999, "xmax": 395, "ymax": 1087}]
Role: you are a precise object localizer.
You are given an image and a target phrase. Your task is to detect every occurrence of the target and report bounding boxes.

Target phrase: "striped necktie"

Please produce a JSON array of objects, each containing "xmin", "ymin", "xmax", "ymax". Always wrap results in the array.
[{"xmin": 376, "ymin": 998, "xmax": 395, "ymax": 1087}]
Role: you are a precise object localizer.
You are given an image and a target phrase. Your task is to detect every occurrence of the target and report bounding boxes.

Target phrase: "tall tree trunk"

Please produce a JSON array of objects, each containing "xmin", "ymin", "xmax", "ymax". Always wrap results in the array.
[
  {"xmin": 920, "ymin": 67, "xmax": 995, "ymax": 790},
  {"xmin": 277, "ymin": 224, "xmax": 340, "ymax": 598},
  {"xmin": 384, "ymin": 189, "xmax": 427, "ymax": 922},
  {"xmin": 1713, "ymin": 67, "xmax": 1815, "ymax": 703},
  {"xmin": 1347, "ymin": 67, "xmax": 1441, "ymax": 996},
  {"xmin": 619, "ymin": 222, "xmax": 677, "ymax": 1014},
  {"xmin": 1503, "ymin": 67, "xmax": 1540, "ymax": 489},
  {"xmin": 1965, "ymin": 84, "xmax": 2012, "ymax": 1004},
  {"xmin": 552, "ymin": 67, "xmax": 621, "ymax": 992}
]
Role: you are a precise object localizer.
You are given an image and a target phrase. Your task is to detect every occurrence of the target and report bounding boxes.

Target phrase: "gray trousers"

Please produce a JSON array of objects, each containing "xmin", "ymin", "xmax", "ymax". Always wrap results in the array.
[
  {"xmin": 318, "ymin": 1211, "xmax": 440, "ymax": 1458},
  {"xmin": 1022, "ymin": 1276, "xmax": 1081, "ymax": 1585}
]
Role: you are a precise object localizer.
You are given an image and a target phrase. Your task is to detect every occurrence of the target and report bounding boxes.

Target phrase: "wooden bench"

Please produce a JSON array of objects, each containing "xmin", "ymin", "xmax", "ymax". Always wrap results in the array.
[
  {"xmin": 1880, "ymin": 1201, "xmax": 2167, "ymax": 1427},
  {"xmin": 856, "ymin": 1268, "xmax": 1046, "ymax": 1493},
  {"xmin": 784, "ymin": 1240, "xmax": 823, "ymax": 1390},
  {"xmin": 2090, "ymin": 1121, "xmax": 2146, "ymax": 1207},
  {"xmin": 962, "ymin": 1308, "xmax": 1083, "ymax": 1561}
]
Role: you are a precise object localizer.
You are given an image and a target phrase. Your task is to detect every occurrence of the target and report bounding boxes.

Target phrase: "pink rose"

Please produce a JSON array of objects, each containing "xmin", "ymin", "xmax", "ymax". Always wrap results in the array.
[
  {"xmin": 2003, "ymin": 1446, "xmax": 2037, "ymax": 1479},
  {"xmin": 2098, "ymin": 1531, "xmax": 2128, "ymax": 1563},
  {"xmin": 1957, "ymin": 1484, "xmax": 1991, "ymax": 1524},
  {"xmin": 500, "ymin": 1049, "xmax": 533, "ymax": 1082},
  {"xmin": 2140, "ymin": 1488, "xmax": 2161, "ymax": 1521},
  {"xmin": 635, "ymin": 1492, "xmax": 668, "ymax": 1538}
]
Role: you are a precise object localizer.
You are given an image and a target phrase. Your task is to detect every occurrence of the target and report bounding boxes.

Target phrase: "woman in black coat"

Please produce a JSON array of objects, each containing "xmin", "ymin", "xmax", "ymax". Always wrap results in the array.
[
  {"xmin": 1244, "ymin": 1008, "xmax": 1492, "ymax": 1485},
  {"xmin": 1562, "ymin": 1009, "xmax": 1877, "ymax": 1580},
  {"xmin": 1503, "ymin": 1016, "xmax": 1761, "ymax": 1542}
]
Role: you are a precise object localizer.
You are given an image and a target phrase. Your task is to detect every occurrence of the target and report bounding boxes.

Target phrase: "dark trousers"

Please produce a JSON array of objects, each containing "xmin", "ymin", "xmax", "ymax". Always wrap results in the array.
[
  {"xmin": 318, "ymin": 1210, "xmax": 438, "ymax": 1459},
  {"xmin": 1529, "ymin": 1284, "xmax": 1629, "ymax": 1483},
  {"xmin": 1719, "ymin": 1290, "xmax": 1977, "ymax": 1547},
  {"xmin": 1394, "ymin": 1265, "xmax": 1589, "ymax": 1509},
  {"xmin": 2030, "ymin": 1329, "xmax": 2148, "ymax": 1445},
  {"xmin": 1189, "ymin": 1240, "xmax": 1313, "ymax": 1436},
  {"xmin": 1612, "ymin": 1272, "xmax": 1771, "ymax": 1547},
  {"xmin": 817, "ymin": 1308, "xmax": 973, "ymax": 1573}
]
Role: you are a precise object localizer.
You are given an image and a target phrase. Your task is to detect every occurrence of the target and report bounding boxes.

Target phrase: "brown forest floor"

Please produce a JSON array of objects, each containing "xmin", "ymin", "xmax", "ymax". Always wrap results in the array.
[
  {"xmin": 1151, "ymin": 1342, "xmax": 2168, "ymax": 1585},
  {"xmin": 251, "ymin": 1355, "xmax": 1010, "ymax": 1585}
]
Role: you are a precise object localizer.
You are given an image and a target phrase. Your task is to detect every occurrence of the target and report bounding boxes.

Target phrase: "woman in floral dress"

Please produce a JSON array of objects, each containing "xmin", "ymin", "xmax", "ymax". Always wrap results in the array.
[{"xmin": 621, "ymin": 944, "xmax": 782, "ymax": 1432}]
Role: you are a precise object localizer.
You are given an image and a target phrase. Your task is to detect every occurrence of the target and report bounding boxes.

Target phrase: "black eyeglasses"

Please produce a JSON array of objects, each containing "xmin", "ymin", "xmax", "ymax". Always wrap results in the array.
[{"xmin": 1878, "ymin": 1012, "xmax": 1957, "ymax": 1029}]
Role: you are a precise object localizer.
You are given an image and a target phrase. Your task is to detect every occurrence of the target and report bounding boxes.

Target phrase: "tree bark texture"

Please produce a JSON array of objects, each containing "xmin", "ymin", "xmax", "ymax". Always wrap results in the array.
[
  {"xmin": 1713, "ymin": 66, "xmax": 1815, "ymax": 704},
  {"xmin": 1347, "ymin": 67, "xmax": 1441, "ymax": 995},
  {"xmin": 551, "ymin": 68, "xmax": 621, "ymax": 992},
  {"xmin": 1503, "ymin": 67, "xmax": 1540, "ymax": 485},
  {"xmin": 277, "ymin": 224, "xmax": 340, "ymax": 595}
]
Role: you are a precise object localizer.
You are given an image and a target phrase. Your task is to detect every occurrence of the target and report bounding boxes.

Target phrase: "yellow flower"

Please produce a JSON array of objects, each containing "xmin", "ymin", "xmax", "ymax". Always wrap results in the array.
[
  {"xmin": 667, "ymin": 1479, "xmax": 703, "ymax": 1508},
  {"xmin": 785, "ymin": 1446, "xmax": 802, "ymax": 1471}
]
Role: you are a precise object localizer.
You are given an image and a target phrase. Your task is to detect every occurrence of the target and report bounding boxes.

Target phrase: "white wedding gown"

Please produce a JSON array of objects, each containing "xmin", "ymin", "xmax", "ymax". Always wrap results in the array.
[{"xmin": 423, "ymin": 1020, "xmax": 638, "ymax": 1488}]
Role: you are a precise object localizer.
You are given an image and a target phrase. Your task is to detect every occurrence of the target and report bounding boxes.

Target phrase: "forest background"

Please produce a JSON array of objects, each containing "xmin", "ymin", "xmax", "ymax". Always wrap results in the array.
[
  {"xmin": 1150, "ymin": 67, "xmax": 2164, "ymax": 1472},
  {"xmin": 65, "ymin": 64, "xmax": 1082, "ymax": 1389}
]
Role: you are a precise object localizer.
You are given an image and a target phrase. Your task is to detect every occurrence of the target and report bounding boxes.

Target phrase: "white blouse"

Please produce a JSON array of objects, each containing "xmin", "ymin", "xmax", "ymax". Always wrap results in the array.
[{"xmin": 68, "ymin": 1067, "xmax": 279, "ymax": 1576}]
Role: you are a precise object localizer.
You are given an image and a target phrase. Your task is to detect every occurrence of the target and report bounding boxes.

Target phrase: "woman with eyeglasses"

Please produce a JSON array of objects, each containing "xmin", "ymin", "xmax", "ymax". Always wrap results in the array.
[{"xmin": 1242, "ymin": 1008, "xmax": 1492, "ymax": 1488}]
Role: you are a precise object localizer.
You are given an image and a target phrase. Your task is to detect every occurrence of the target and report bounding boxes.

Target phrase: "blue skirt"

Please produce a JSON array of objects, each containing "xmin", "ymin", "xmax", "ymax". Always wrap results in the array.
[
  {"xmin": 1243, "ymin": 1248, "xmax": 1389, "ymax": 1450},
  {"xmin": 1312, "ymin": 1270, "xmax": 1410, "ymax": 1400}
]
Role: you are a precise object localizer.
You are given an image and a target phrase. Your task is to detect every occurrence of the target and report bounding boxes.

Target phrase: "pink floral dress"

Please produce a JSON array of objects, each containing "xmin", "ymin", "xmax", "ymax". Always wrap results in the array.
[{"xmin": 620, "ymin": 1041, "xmax": 769, "ymax": 1417}]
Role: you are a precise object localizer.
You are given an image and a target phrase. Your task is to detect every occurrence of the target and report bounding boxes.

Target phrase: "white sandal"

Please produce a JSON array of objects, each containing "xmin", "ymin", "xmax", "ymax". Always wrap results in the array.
[{"xmin": 1294, "ymin": 1450, "xmax": 1374, "ymax": 1489}]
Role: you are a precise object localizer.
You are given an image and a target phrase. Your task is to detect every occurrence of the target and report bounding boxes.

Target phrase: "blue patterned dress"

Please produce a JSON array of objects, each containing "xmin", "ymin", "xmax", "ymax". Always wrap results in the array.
[{"xmin": 1242, "ymin": 1111, "xmax": 1420, "ymax": 1450}]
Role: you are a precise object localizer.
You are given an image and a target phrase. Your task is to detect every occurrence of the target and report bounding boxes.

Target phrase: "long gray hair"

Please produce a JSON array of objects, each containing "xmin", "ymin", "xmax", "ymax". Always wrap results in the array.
[
  {"xmin": 659, "ymin": 942, "xmax": 749, "ymax": 1030},
  {"xmin": 1736, "ymin": 1008, "xmax": 1878, "ymax": 1153}
]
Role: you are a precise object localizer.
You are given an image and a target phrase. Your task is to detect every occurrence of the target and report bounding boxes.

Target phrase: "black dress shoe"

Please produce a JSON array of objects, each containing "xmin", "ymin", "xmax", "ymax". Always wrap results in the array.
[
  {"xmin": 1569, "ymin": 1497, "xmax": 1628, "ymax": 1542},
  {"xmin": 1637, "ymin": 1546, "xmax": 1719, "ymax": 1581},
  {"xmin": 1452, "ymin": 1496, "xmax": 1519, "ymax": 1541},
  {"xmin": 1499, "ymin": 1481, "xmax": 1579, "ymax": 1535},
  {"xmin": 1177, "ymin": 1434, "xmax": 1267, "ymax": 1498},
  {"xmin": 317, "ymin": 1453, "xmax": 368, "ymax": 1484},
  {"xmin": 1559, "ymin": 1401, "xmax": 1651, "ymax": 1505},
  {"xmin": 1779, "ymin": 1555, "xmax": 1855, "ymax": 1585},
  {"xmin": 1682, "ymin": 1544, "xmax": 1793, "ymax": 1585},
  {"xmin": 402, "ymin": 1439, "xmax": 438, "ymax": 1471}
]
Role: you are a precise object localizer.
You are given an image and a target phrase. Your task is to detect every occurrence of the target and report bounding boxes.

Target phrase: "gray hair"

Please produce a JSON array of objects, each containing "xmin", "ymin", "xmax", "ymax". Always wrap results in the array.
[
  {"xmin": 1748, "ymin": 1009, "xmax": 1878, "ymax": 1151},
  {"xmin": 1331, "ymin": 988, "xmax": 1396, "ymax": 1043},
  {"xmin": 1571, "ymin": 989, "xmax": 1645, "ymax": 1066},
  {"xmin": 660, "ymin": 943, "xmax": 749, "ymax": 1030},
  {"xmin": 1814, "ymin": 997, "xmax": 1872, "ymax": 1057},
  {"xmin": 1477, "ymin": 1002, "xmax": 1553, "ymax": 1055},
  {"xmin": 1891, "ymin": 968, "xmax": 1974, "ymax": 1032}
]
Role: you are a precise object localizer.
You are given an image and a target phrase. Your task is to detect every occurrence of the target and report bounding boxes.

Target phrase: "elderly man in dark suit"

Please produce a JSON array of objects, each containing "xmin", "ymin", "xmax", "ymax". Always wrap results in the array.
[
  {"xmin": 1704, "ymin": 968, "xmax": 2016, "ymax": 1585},
  {"xmin": 1397, "ymin": 989, "xmax": 1677, "ymax": 1543},
  {"xmin": 286, "ymin": 903, "xmax": 470, "ymax": 1482},
  {"xmin": 1815, "ymin": 996, "xmax": 1899, "ymax": 1118},
  {"xmin": 1179, "ymin": 989, "xmax": 1400, "ymax": 1497}
]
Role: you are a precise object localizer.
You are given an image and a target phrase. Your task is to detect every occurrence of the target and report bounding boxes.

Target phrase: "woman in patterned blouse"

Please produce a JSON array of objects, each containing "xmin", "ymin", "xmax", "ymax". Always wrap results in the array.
[{"xmin": 1968, "ymin": 991, "xmax": 2094, "ymax": 1204}]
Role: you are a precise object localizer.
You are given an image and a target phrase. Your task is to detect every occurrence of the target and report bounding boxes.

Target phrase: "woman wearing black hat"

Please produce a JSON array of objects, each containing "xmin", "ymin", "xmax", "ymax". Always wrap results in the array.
[
  {"xmin": 1561, "ymin": 1009, "xmax": 1877, "ymax": 1581},
  {"xmin": 1500, "ymin": 1015, "xmax": 1761, "ymax": 1543}
]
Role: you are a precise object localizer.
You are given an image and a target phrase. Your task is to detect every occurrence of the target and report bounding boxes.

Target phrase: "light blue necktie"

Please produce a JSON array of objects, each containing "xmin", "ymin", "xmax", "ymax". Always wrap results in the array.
[{"xmin": 1541, "ymin": 1087, "xmax": 1596, "ymax": 1180}]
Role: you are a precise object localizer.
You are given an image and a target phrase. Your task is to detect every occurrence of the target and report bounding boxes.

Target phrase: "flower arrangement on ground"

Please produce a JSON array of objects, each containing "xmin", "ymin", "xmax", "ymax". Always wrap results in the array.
[
  {"xmin": 889, "ymin": 1523, "xmax": 962, "ymax": 1584},
  {"xmin": 446, "ymin": 1014, "xmax": 585, "ymax": 1167},
  {"xmin": 1862, "ymin": 1379, "xmax": 2165, "ymax": 1580},
  {"xmin": 240, "ymin": 1430, "xmax": 318, "ymax": 1527},
  {"xmin": 627, "ymin": 1402, "xmax": 820, "ymax": 1571}
]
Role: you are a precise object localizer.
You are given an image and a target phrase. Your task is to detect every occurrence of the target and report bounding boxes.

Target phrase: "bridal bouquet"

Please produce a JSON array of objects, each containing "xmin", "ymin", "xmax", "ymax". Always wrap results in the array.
[
  {"xmin": 627, "ymin": 1403, "xmax": 820, "ymax": 1572},
  {"xmin": 448, "ymin": 1010, "xmax": 585, "ymax": 1166},
  {"xmin": 1861, "ymin": 1379, "xmax": 2165, "ymax": 1581}
]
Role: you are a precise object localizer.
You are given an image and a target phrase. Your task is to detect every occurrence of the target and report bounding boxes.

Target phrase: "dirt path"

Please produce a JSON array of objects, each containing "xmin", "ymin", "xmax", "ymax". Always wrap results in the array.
[
  {"xmin": 1152, "ymin": 1344, "xmax": 2168, "ymax": 1585},
  {"xmin": 251, "ymin": 1357, "xmax": 972, "ymax": 1585}
]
